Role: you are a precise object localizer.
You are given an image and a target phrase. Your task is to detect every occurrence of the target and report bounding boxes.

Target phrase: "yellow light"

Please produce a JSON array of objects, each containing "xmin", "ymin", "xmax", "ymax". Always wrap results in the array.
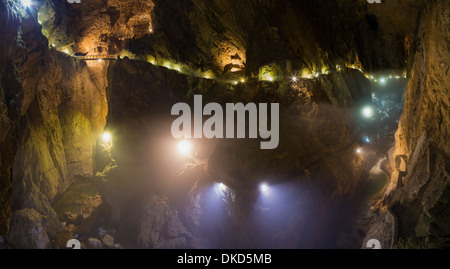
[
  {"xmin": 178, "ymin": 140, "xmax": 192, "ymax": 155},
  {"xmin": 98, "ymin": 59, "xmax": 103, "ymax": 63},
  {"xmin": 291, "ymin": 76, "xmax": 297, "ymax": 82},
  {"xmin": 163, "ymin": 62, "xmax": 171, "ymax": 69},
  {"xmin": 240, "ymin": 78, "xmax": 245, "ymax": 83},
  {"xmin": 233, "ymin": 81, "xmax": 238, "ymax": 85},
  {"xmin": 356, "ymin": 148, "xmax": 362, "ymax": 154},
  {"xmin": 63, "ymin": 49, "xmax": 69, "ymax": 54},
  {"xmin": 102, "ymin": 132, "xmax": 112, "ymax": 143},
  {"xmin": 149, "ymin": 28, "xmax": 153, "ymax": 33}
]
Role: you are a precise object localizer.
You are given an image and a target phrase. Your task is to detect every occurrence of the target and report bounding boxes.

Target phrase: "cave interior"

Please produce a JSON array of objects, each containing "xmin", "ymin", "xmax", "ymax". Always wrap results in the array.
[{"xmin": 0, "ymin": 0, "xmax": 449, "ymax": 249}]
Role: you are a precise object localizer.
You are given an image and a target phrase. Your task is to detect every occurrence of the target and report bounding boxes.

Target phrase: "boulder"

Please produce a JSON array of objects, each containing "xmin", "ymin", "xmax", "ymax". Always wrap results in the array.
[
  {"xmin": 5, "ymin": 208, "xmax": 50, "ymax": 249},
  {"xmin": 87, "ymin": 238, "xmax": 103, "ymax": 249},
  {"xmin": 101, "ymin": 234, "xmax": 115, "ymax": 249}
]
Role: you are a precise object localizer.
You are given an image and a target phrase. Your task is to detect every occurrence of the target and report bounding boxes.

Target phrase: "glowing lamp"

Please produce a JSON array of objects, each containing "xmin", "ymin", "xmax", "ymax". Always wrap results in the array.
[
  {"xmin": 291, "ymin": 76, "xmax": 297, "ymax": 82},
  {"xmin": 102, "ymin": 132, "xmax": 112, "ymax": 143},
  {"xmin": 98, "ymin": 59, "xmax": 103, "ymax": 63},
  {"xmin": 21, "ymin": 0, "xmax": 32, "ymax": 8},
  {"xmin": 260, "ymin": 183, "xmax": 270, "ymax": 195},
  {"xmin": 362, "ymin": 107, "xmax": 374, "ymax": 118},
  {"xmin": 356, "ymin": 148, "xmax": 362, "ymax": 154},
  {"xmin": 218, "ymin": 183, "xmax": 226, "ymax": 191},
  {"xmin": 178, "ymin": 140, "xmax": 192, "ymax": 155},
  {"xmin": 379, "ymin": 77, "xmax": 386, "ymax": 85},
  {"xmin": 240, "ymin": 78, "xmax": 245, "ymax": 83}
]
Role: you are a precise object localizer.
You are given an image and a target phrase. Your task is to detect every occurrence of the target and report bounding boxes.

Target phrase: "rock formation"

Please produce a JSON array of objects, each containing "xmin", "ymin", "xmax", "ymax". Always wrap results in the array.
[
  {"xmin": 0, "ymin": 0, "xmax": 448, "ymax": 249},
  {"xmin": 365, "ymin": 0, "xmax": 450, "ymax": 249}
]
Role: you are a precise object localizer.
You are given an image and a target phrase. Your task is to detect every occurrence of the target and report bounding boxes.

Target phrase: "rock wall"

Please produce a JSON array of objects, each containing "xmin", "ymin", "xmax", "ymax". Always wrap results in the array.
[
  {"xmin": 0, "ymin": 1, "xmax": 108, "ymax": 247},
  {"xmin": 367, "ymin": 0, "xmax": 450, "ymax": 249},
  {"xmin": 0, "ymin": 0, "xmax": 27, "ymax": 236}
]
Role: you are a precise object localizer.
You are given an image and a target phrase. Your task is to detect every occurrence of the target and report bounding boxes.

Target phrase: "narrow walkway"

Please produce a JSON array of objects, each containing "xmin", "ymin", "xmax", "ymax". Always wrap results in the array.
[{"xmin": 74, "ymin": 55, "xmax": 119, "ymax": 61}]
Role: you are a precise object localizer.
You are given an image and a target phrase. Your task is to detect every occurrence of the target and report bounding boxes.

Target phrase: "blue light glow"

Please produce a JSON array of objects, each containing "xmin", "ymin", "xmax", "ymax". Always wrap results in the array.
[
  {"xmin": 21, "ymin": 0, "xmax": 32, "ymax": 8},
  {"xmin": 260, "ymin": 183, "xmax": 270, "ymax": 195}
]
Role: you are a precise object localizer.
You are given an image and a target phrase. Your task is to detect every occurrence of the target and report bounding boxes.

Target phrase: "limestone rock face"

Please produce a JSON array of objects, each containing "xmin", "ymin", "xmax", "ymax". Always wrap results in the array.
[
  {"xmin": 5, "ymin": 208, "xmax": 50, "ymax": 249},
  {"xmin": 0, "ymin": 1, "xmax": 108, "ymax": 243},
  {"xmin": 376, "ymin": 0, "xmax": 450, "ymax": 248},
  {"xmin": 362, "ymin": 209, "xmax": 397, "ymax": 249},
  {"xmin": 359, "ymin": 0, "xmax": 427, "ymax": 71},
  {"xmin": 0, "ymin": 0, "xmax": 26, "ymax": 236},
  {"xmin": 39, "ymin": 0, "xmax": 154, "ymax": 56},
  {"xmin": 138, "ymin": 195, "xmax": 193, "ymax": 249}
]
